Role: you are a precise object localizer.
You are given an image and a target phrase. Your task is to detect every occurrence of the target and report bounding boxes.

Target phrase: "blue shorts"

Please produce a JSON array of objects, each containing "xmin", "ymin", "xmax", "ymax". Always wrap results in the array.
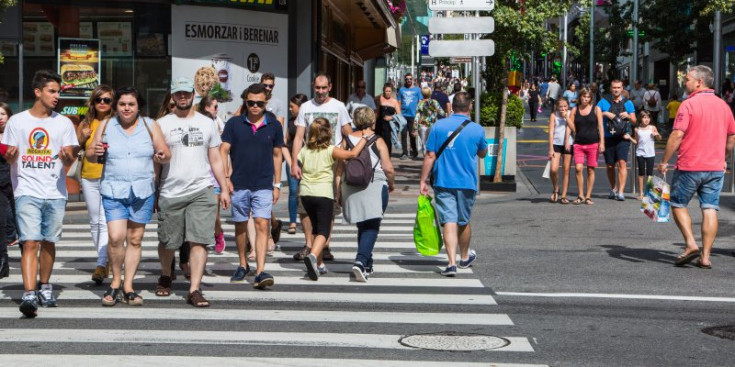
[
  {"xmin": 603, "ymin": 138, "xmax": 631, "ymax": 165},
  {"xmin": 15, "ymin": 196, "xmax": 66, "ymax": 243},
  {"xmin": 434, "ymin": 187, "xmax": 477, "ymax": 226},
  {"xmin": 231, "ymin": 189, "xmax": 273, "ymax": 222},
  {"xmin": 670, "ymin": 170, "xmax": 724, "ymax": 210},
  {"xmin": 102, "ymin": 193, "xmax": 155, "ymax": 224},
  {"xmin": 214, "ymin": 186, "xmax": 222, "ymax": 195}
]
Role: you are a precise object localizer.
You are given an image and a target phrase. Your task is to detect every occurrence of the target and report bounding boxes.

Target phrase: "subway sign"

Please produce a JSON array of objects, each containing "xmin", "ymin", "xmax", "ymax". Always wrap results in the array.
[{"xmin": 173, "ymin": 0, "xmax": 288, "ymax": 11}]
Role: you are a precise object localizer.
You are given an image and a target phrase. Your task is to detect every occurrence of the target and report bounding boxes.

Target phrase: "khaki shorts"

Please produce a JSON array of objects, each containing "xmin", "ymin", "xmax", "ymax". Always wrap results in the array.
[{"xmin": 157, "ymin": 187, "xmax": 217, "ymax": 250}]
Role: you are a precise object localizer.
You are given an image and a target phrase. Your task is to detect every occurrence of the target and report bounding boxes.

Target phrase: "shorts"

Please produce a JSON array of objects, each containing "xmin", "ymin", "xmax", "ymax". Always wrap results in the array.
[
  {"xmin": 573, "ymin": 143, "xmax": 599, "ymax": 167},
  {"xmin": 297, "ymin": 187, "xmax": 341, "ymax": 217},
  {"xmin": 15, "ymin": 196, "xmax": 66, "ymax": 243},
  {"xmin": 603, "ymin": 138, "xmax": 630, "ymax": 165},
  {"xmin": 670, "ymin": 170, "xmax": 724, "ymax": 210},
  {"xmin": 157, "ymin": 187, "xmax": 217, "ymax": 249},
  {"xmin": 102, "ymin": 192, "xmax": 155, "ymax": 224},
  {"xmin": 300, "ymin": 195, "xmax": 334, "ymax": 237},
  {"xmin": 214, "ymin": 186, "xmax": 222, "ymax": 195},
  {"xmin": 434, "ymin": 187, "xmax": 477, "ymax": 226},
  {"xmin": 231, "ymin": 189, "xmax": 273, "ymax": 222},
  {"xmin": 636, "ymin": 156, "xmax": 655, "ymax": 176},
  {"xmin": 553, "ymin": 144, "xmax": 573, "ymax": 155}
]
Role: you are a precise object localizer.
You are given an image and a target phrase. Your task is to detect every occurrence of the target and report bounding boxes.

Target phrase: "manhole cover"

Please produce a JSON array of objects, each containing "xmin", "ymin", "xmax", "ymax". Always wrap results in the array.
[
  {"xmin": 702, "ymin": 325, "xmax": 735, "ymax": 340},
  {"xmin": 399, "ymin": 332, "xmax": 510, "ymax": 352}
]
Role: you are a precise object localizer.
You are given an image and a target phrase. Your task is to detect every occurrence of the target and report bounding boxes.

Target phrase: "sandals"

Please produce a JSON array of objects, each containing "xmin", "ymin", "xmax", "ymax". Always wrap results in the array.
[
  {"xmin": 287, "ymin": 224, "xmax": 297, "ymax": 235},
  {"xmin": 187, "ymin": 290, "xmax": 210, "ymax": 307},
  {"xmin": 123, "ymin": 291, "xmax": 143, "ymax": 306},
  {"xmin": 585, "ymin": 197, "xmax": 595, "ymax": 205},
  {"xmin": 101, "ymin": 287, "xmax": 120, "ymax": 307},
  {"xmin": 155, "ymin": 275, "xmax": 172, "ymax": 297},
  {"xmin": 559, "ymin": 197, "xmax": 570, "ymax": 205},
  {"xmin": 572, "ymin": 197, "xmax": 585, "ymax": 205},
  {"xmin": 550, "ymin": 191, "xmax": 559, "ymax": 203}
]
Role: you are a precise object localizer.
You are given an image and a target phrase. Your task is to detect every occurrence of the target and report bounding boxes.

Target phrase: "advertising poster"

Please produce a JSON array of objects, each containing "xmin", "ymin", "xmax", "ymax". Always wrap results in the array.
[
  {"xmin": 58, "ymin": 38, "xmax": 101, "ymax": 99},
  {"xmin": 98, "ymin": 22, "xmax": 133, "ymax": 57},
  {"xmin": 22, "ymin": 22, "xmax": 55, "ymax": 56},
  {"xmin": 171, "ymin": 5, "xmax": 288, "ymax": 120}
]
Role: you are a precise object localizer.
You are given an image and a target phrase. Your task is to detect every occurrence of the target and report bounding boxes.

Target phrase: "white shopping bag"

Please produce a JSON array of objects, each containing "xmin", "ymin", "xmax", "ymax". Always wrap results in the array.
[{"xmin": 542, "ymin": 161, "xmax": 551, "ymax": 179}]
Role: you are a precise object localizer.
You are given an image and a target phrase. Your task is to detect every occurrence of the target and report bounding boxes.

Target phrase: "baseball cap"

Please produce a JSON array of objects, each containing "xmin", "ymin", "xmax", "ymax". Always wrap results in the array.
[{"xmin": 171, "ymin": 77, "xmax": 195, "ymax": 93}]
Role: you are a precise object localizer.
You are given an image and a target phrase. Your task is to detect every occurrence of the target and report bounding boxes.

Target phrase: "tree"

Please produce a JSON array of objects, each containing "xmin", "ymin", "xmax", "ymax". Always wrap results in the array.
[
  {"xmin": 571, "ymin": 0, "xmax": 631, "ymax": 81},
  {"xmin": 0, "ymin": 0, "xmax": 17, "ymax": 64}
]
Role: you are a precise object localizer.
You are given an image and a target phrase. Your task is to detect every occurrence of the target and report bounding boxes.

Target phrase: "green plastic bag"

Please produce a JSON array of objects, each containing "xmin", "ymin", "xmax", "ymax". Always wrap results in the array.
[{"xmin": 413, "ymin": 195, "xmax": 443, "ymax": 256}]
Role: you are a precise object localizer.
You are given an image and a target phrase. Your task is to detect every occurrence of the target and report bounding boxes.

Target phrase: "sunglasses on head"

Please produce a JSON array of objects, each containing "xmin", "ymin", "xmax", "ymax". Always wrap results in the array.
[
  {"xmin": 262, "ymin": 83, "xmax": 275, "ymax": 89},
  {"xmin": 95, "ymin": 97, "xmax": 112, "ymax": 104},
  {"xmin": 246, "ymin": 100, "xmax": 266, "ymax": 108}
]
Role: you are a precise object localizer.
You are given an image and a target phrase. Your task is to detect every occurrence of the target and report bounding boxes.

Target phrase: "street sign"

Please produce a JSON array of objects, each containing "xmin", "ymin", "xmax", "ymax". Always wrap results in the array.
[
  {"xmin": 420, "ymin": 34, "xmax": 430, "ymax": 56},
  {"xmin": 429, "ymin": 17, "xmax": 494, "ymax": 34},
  {"xmin": 429, "ymin": 40, "xmax": 494, "ymax": 57},
  {"xmin": 450, "ymin": 57, "xmax": 472, "ymax": 64},
  {"xmin": 428, "ymin": 0, "xmax": 495, "ymax": 12}
]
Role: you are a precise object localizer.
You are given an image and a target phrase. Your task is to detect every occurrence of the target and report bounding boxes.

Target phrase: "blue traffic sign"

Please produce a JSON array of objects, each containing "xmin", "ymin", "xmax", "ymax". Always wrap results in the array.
[{"xmin": 420, "ymin": 35, "xmax": 430, "ymax": 56}]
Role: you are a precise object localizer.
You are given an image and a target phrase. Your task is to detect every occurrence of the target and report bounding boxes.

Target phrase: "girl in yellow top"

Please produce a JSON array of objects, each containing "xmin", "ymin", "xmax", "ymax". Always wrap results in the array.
[
  {"xmin": 665, "ymin": 95, "xmax": 681, "ymax": 136},
  {"xmin": 298, "ymin": 117, "xmax": 371, "ymax": 281},
  {"xmin": 76, "ymin": 85, "xmax": 114, "ymax": 285}
]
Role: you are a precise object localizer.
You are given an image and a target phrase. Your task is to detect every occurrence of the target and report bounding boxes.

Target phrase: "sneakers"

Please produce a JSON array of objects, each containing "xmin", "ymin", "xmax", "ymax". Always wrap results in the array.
[
  {"xmin": 318, "ymin": 265, "xmax": 328, "ymax": 275},
  {"xmin": 214, "ymin": 233, "xmax": 226, "ymax": 254},
  {"xmin": 458, "ymin": 250, "xmax": 477, "ymax": 269},
  {"xmin": 253, "ymin": 272, "xmax": 274, "ymax": 289},
  {"xmin": 293, "ymin": 246, "xmax": 310, "ymax": 261},
  {"xmin": 616, "ymin": 193, "xmax": 625, "ymax": 201},
  {"xmin": 230, "ymin": 264, "xmax": 250, "ymax": 283},
  {"xmin": 608, "ymin": 189, "xmax": 618, "ymax": 199},
  {"xmin": 304, "ymin": 253, "xmax": 319, "ymax": 281},
  {"xmin": 352, "ymin": 263, "xmax": 367, "ymax": 283},
  {"xmin": 38, "ymin": 284, "xmax": 57, "ymax": 307},
  {"xmin": 400, "ymin": 155, "xmax": 410, "ymax": 161},
  {"xmin": 19, "ymin": 291, "xmax": 39, "ymax": 318},
  {"xmin": 322, "ymin": 247, "xmax": 334, "ymax": 261},
  {"xmin": 441, "ymin": 265, "xmax": 457, "ymax": 277}
]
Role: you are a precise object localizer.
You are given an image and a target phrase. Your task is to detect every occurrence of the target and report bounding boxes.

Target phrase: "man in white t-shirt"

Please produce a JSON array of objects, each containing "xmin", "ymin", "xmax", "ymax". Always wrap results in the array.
[
  {"xmin": 1, "ymin": 70, "xmax": 78, "ymax": 318},
  {"xmin": 261, "ymin": 72, "xmax": 287, "ymax": 126},
  {"xmin": 347, "ymin": 80, "xmax": 376, "ymax": 117},
  {"xmin": 155, "ymin": 77, "xmax": 230, "ymax": 307},
  {"xmin": 629, "ymin": 80, "xmax": 647, "ymax": 114}
]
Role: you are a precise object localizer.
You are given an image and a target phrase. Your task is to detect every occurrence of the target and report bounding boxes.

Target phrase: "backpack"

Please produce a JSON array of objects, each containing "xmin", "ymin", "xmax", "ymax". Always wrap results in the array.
[
  {"xmin": 646, "ymin": 91, "xmax": 658, "ymax": 108},
  {"xmin": 343, "ymin": 135, "xmax": 381, "ymax": 187},
  {"xmin": 604, "ymin": 97, "xmax": 630, "ymax": 138}
]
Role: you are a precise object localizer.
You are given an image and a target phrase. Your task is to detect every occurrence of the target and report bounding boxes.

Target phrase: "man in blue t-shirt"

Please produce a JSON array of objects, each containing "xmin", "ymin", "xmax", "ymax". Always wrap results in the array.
[
  {"xmin": 597, "ymin": 79, "xmax": 637, "ymax": 201},
  {"xmin": 420, "ymin": 92, "xmax": 488, "ymax": 277},
  {"xmin": 397, "ymin": 73, "xmax": 422, "ymax": 159}
]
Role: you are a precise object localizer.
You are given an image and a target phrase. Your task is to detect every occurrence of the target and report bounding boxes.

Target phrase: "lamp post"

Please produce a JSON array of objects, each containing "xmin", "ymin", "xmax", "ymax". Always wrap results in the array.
[
  {"xmin": 589, "ymin": 0, "xmax": 595, "ymax": 83},
  {"xmin": 631, "ymin": 0, "xmax": 638, "ymax": 85},
  {"xmin": 714, "ymin": 11, "xmax": 722, "ymax": 94}
]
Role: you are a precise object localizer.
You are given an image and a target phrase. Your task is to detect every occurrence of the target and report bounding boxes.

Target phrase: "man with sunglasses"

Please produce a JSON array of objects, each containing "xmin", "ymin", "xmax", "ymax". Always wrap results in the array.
[
  {"xmin": 398, "ymin": 73, "xmax": 422, "ymax": 160},
  {"xmin": 347, "ymin": 80, "xmax": 376, "ymax": 117},
  {"xmin": 260, "ymin": 73, "xmax": 286, "ymax": 127},
  {"xmin": 221, "ymin": 83, "xmax": 284, "ymax": 288}
]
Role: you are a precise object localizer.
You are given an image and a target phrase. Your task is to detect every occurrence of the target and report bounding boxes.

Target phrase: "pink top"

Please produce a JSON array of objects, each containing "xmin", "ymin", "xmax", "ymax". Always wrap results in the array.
[{"xmin": 673, "ymin": 89, "xmax": 735, "ymax": 171}]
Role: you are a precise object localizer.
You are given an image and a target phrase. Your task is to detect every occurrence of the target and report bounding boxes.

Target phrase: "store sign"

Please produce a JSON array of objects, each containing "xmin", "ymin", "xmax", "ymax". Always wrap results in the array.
[
  {"xmin": 58, "ymin": 38, "xmax": 101, "ymax": 99},
  {"xmin": 172, "ymin": 5, "xmax": 288, "ymax": 118},
  {"xmin": 173, "ymin": 0, "xmax": 287, "ymax": 12}
]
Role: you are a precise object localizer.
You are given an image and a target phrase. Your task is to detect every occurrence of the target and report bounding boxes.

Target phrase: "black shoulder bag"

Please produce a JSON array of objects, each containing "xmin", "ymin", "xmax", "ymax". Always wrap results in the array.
[{"xmin": 429, "ymin": 119, "xmax": 471, "ymax": 187}]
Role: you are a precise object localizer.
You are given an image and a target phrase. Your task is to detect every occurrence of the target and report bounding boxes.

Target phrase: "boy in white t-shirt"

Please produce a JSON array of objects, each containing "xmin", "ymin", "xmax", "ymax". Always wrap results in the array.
[{"xmin": 1, "ymin": 70, "xmax": 79, "ymax": 318}]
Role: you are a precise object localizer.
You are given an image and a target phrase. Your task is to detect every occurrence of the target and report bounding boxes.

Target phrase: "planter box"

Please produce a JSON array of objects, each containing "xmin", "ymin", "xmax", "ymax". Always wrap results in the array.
[{"xmin": 478, "ymin": 126, "xmax": 516, "ymax": 192}]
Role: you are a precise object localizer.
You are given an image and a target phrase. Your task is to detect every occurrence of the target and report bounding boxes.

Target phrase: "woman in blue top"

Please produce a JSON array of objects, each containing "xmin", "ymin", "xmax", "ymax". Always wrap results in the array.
[
  {"xmin": 562, "ymin": 83, "xmax": 578, "ymax": 108},
  {"xmin": 87, "ymin": 87, "xmax": 170, "ymax": 307}
]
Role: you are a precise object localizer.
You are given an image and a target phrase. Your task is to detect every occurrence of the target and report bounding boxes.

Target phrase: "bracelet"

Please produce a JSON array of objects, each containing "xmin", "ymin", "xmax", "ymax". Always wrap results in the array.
[{"xmin": 273, "ymin": 182, "xmax": 282, "ymax": 189}]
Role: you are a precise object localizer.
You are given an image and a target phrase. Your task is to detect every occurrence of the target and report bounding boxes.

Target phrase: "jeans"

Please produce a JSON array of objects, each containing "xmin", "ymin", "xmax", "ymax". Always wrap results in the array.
[
  {"xmin": 82, "ymin": 178, "xmax": 109, "ymax": 267},
  {"xmin": 0, "ymin": 184, "xmax": 13, "ymax": 257},
  {"xmin": 670, "ymin": 170, "xmax": 724, "ymax": 210},
  {"xmin": 355, "ymin": 185, "xmax": 389, "ymax": 269},
  {"xmin": 285, "ymin": 165, "xmax": 299, "ymax": 224},
  {"xmin": 418, "ymin": 125, "xmax": 430, "ymax": 156},
  {"xmin": 400, "ymin": 116, "xmax": 417, "ymax": 156}
]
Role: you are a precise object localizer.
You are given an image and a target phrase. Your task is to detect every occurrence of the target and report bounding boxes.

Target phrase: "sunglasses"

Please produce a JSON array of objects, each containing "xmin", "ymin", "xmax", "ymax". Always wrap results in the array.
[
  {"xmin": 95, "ymin": 97, "xmax": 112, "ymax": 104},
  {"xmin": 246, "ymin": 100, "xmax": 266, "ymax": 108},
  {"xmin": 262, "ymin": 83, "xmax": 275, "ymax": 89},
  {"xmin": 357, "ymin": 85, "xmax": 366, "ymax": 89}
]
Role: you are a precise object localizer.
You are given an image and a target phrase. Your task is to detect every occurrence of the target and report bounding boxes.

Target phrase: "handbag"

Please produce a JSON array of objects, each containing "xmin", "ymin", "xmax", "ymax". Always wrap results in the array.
[{"xmin": 429, "ymin": 119, "xmax": 470, "ymax": 186}]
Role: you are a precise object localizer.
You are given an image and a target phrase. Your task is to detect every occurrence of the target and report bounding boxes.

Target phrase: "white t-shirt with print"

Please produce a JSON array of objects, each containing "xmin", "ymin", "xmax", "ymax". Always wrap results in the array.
[
  {"xmin": 1, "ymin": 110, "xmax": 78, "ymax": 199},
  {"xmin": 295, "ymin": 97, "xmax": 352, "ymax": 146},
  {"xmin": 158, "ymin": 111, "xmax": 222, "ymax": 198}
]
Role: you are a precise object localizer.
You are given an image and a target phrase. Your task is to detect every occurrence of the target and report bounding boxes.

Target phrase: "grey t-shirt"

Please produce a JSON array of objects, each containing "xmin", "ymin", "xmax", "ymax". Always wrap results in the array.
[
  {"xmin": 266, "ymin": 97, "xmax": 287, "ymax": 122},
  {"xmin": 630, "ymin": 88, "xmax": 646, "ymax": 108}
]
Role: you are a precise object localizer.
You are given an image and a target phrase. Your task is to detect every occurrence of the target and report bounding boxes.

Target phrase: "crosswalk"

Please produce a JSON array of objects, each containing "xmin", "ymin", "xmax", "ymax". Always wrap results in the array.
[{"xmin": 0, "ymin": 209, "xmax": 543, "ymax": 366}]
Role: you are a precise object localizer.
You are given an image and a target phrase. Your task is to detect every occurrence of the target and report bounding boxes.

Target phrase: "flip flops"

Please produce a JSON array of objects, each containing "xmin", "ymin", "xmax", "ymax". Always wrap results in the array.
[{"xmin": 674, "ymin": 250, "xmax": 700, "ymax": 266}]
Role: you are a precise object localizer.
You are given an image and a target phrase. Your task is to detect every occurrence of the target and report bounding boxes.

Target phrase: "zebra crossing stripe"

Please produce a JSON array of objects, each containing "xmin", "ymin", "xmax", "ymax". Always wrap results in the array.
[
  {"xmin": 52, "ymin": 240, "xmax": 419, "ymax": 250},
  {"xmin": 46, "ymin": 250, "xmax": 454, "ymax": 262}
]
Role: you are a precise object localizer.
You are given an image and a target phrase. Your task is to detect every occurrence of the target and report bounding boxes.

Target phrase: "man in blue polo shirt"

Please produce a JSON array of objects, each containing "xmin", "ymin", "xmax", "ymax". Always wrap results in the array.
[
  {"xmin": 419, "ymin": 92, "xmax": 488, "ymax": 277},
  {"xmin": 220, "ymin": 83, "xmax": 284, "ymax": 289},
  {"xmin": 398, "ymin": 73, "xmax": 422, "ymax": 160},
  {"xmin": 598, "ymin": 79, "xmax": 637, "ymax": 201}
]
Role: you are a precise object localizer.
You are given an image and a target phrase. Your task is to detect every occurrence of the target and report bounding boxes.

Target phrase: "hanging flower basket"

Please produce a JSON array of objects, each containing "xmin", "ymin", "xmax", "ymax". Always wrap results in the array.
[{"xmin": 386, "ymin": 0, "xmax": 407, "ymax": 23}]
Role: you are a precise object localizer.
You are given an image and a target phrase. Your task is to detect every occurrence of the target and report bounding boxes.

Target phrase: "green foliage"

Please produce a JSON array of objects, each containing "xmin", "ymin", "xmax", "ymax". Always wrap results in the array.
[
  {"xmin": 479, "ymin": 92, "xmax": 524, "ymax": 128},
  {"xmin": 572, "ymin": 0, "xmax": 631, "ymax": 81},
  {"xmin": 0, "ymin": 0, "xmax": 18, "ymax": 64}
]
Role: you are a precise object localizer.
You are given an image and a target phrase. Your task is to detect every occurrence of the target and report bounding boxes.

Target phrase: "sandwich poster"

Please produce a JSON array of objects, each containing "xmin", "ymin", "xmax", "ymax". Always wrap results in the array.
[{"xmin": 58, "ymin": 38, "xmax": 101, "ymax": 99}]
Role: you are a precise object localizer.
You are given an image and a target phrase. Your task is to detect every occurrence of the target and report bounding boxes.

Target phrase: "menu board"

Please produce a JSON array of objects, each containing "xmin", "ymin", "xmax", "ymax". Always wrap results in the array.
[
  {"xmin": 58, "ymin": 38, "xmax": 101, "ymax": 99},
  {"xmin": 98, "ymin": 22, "xmax": 132, "ymax": 57},
  {"xmin": 0, "ymin": 42, "xmax": 17, "ymax": 57},
  {"xmin": 79, "ymin": 22, "xmax": 94, "ymax": 39},
  {"xmin": 22, "ymin": 22, "xmax": 55, "ymax": 56}
]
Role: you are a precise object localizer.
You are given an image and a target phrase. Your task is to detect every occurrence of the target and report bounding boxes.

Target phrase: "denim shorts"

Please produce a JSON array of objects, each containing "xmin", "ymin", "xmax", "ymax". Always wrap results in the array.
[
  {"xmin": 434, "ymin": 187, "xmax": 477, "ymax": 226},
  {"xmin": 15, "ymin": 196, "xmax": 66, "ymax": 243},
  {"xmin": 670, "ymin": 170, "xmax": 724, "ymax": 210},
  {"xmin": 231, "ymin": 189, "xmax": 273, "ymax": 222},
  {"xmin": 102, "ymin": 192, "xmax": 155, "ymax": 224},
  {"xmin": 213, "ymin": 186, "xmax": 222, "ymax": 195},
  {"xmin": 603, "ymin": 138, "xmax": 630, "ymax": 165}
]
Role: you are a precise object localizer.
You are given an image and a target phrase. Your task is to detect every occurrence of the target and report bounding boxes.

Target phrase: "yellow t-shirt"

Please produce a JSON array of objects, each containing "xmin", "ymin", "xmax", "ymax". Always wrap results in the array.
[
  {"xmin": 298, "ymin": 146, "xmax": 335, "ymax": 199},
  {"xmin": 666, "ymin": 100, "xmax": 681, "ymax": 120},
  {"xmin": 81, "ymin": 119, "xmax": 104, "ymax": 179}
]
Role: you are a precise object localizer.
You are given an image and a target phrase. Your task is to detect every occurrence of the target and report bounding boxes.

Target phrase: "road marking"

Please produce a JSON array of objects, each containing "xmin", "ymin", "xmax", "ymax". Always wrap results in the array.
[
  {"xmin": 0, "ymin": 290, "xmax": 497, "ymax": 305},
  {"xmin": 496, "ymin": 292, "xmax": 735, "ymax": 303},
  {"xmin": 517, "ymin": 140, "xmax": 548, "ymax": 143},
  {"xmin": 0, "ymin": 330, "xmax": 532, "ymax": 351},
  {"xmin": 61, "ymin": 224, "xmax": 416, "ymax": 231},
  {"xmin": 57, "ymin": 232, "xmax": 415, "ymax": 240},
  {"xmin": 47, "ymin": 250, "xmax": 453, "ymax": 262},
  {"xmin": 0, "ymin": 307, "xmax": 511, "ymax": 324},
  {"xmin": 52, "ymin": 240, "xmax": 419, "ymax": 250}
]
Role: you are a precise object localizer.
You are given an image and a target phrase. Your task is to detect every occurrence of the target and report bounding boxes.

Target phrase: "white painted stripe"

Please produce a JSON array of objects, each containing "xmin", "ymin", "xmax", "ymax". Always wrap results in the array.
[
  {"xmin": 1, "ymin": 356, "xmax": 545, "ymax": 366},
  {"xmin": 0, "ymin": 290, "xmax": 496, "ymax": 305},
  {"xmin": 60, "ymin": 219, "xmax": 416, "ymax": 230},
  {"xmin": 0, "ymin": 330, "xmax": 530, "ymax": 352},
  {"xmin": 0, "ymin": 274, "xmax": 485, "ymax": 288},
  {"xmin": 496, "ymin": 292, "xmax": 735, "ymax": 303},
  {"xmin": 52, "ymin": 240, "xmax": 418, "ymax": 250},
  {"xmin": 38, "ymin": 261, "xmax": 464, "ymax": 274},
  {"xmin": 0, "ymin": 307, "xmax": 511, "ymax": 325},
  {"xmin": 58, "ymin": 232, "xmax": 414, "ymax": 239},
  {"xmin": 50, "ymin": 250, "xmax": 450, "ymax": 262},
  {"xmin": 61, "ymin": 224, "xmax": 415, "ymax": 231}
]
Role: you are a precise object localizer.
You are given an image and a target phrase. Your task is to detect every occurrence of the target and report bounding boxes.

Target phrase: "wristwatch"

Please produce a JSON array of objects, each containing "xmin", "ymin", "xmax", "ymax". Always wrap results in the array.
[{"xmin": 273, "ymin": 182, "xmax": 282, "ymax": 189}]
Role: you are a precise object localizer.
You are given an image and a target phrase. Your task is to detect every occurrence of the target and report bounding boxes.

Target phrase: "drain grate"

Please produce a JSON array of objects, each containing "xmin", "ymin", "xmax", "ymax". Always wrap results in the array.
[
  {"xmin": 702, "ymin": 325, "xmax": 735, "ymax": 341},
  {"xmin": 399, "ymin": 331, "xmax": 510, "ymax": 352}
]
